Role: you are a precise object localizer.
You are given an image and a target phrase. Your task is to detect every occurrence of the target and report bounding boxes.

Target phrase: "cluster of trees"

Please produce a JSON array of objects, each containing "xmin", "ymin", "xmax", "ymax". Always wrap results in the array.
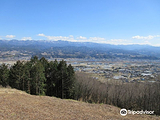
[
  {"xmin": 0, "ymin": 56, "xmax": 75, "ymax": 99},
  {"xmin": 75, "ymin": 72, "xmax": 160, "ymax": 115}
]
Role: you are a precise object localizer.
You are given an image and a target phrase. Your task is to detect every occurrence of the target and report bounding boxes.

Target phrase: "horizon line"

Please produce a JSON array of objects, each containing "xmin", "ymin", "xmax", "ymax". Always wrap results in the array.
[{"xmin": 0, "ymin": 39, "xmax": 159, "ymax": 47}]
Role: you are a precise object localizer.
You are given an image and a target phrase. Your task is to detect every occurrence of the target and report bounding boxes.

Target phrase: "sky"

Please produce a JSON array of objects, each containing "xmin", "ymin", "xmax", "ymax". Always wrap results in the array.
[{"xmin": 0, "ymin": 0, "xmax": 160, "ymax": 46}]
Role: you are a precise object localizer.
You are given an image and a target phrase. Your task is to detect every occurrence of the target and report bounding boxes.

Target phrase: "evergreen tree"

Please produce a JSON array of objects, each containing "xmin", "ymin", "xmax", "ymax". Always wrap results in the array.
[
  {"xmin": 9, "ymin": 60, "xmax": 24, "ymax": 89},
  {"xmin": 46, "ymin": 60, "xmax": 58, "ymax": 96},
  {"xmin": 23, "ymin": 61, "xmax": 32, "ymax": 93},
  {"xmin": 30, "ymin": 56, "xmax": 39, "ymax": 66},
  {"xmin": 66, "ymin": 64, "xmax": 75, "ymax": 99},
  {"xmin": 56, "ymin": 60, "xmax": 68, "ymax": 98},
  {"xmin": 40, "ymin": 57, "xmax": 49, "ymax": 73},
  {"xmin": 0, "ymin": 64, "xmax": 9, "ymax": 87},
  {"xmin": 31, "ymin": 61, "xmax": 46, "ymax": 95},
  {"xmin": 40, "ymin": 57, "xmax": 49, "ymax": 91}
]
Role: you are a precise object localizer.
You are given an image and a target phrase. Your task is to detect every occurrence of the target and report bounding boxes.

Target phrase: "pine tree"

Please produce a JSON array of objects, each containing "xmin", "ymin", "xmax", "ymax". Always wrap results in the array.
[
  {"xmin": 46, "ymin": 60, "xmax": 58, "ymax": 96},
  {"xmin": 57, "ymin": 60, "xmax": 68, "ymax": 98},
  {"xmin": 31, "ymin": 61, "xmax": 46, "ymax": 95},
  {"xmin": 30, "ymin": 56, "xmax": 39, "ymax": 66},
  {"xmin": 0, "ymin": 64, "xmax": 9, "ymax": 87},
  {"xmin": 23, "ymin": 61, "xmax": 32, "ymax": 93},
  {"xmin": 66, "ymin": 64, "xmax": 75, "ymax": 99},
  {"xmin": 9, "ymin": 60, "xmax": 24, "ymax": 89},
  {"xmin": 40, "ymin": 57, "xmax": 49, "ymax": 73}
]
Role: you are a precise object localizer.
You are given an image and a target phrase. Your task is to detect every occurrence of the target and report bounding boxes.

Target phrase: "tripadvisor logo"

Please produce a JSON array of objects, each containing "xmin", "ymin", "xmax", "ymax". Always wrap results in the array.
[
  {"xmin": 120, "ymin": 109, "xmax": 127, "ymax": 116},
  {"xmin": 120, "ymin": 108, "xmax": 154, "ymax": 116}
]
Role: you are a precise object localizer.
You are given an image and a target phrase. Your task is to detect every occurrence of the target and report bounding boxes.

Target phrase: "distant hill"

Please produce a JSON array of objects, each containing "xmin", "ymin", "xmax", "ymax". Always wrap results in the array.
[
  {"xmin": 0, "ymin": 40, "xmax": 160, "ymax": 60},
  {"xmin": 0, "ymin": 88, "xmax": 159, "ymax": 120}
]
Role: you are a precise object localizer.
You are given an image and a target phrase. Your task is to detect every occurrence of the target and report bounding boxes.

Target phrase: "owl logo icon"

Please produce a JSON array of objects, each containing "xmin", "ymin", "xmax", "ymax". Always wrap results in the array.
[{"xmin": 120, "ymin": 109, "xmax": 127, "ymax": 116}]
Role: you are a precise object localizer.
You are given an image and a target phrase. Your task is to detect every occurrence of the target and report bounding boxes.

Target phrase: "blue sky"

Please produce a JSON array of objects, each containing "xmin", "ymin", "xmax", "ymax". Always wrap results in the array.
[{"xmin": 0, "ymin": 0, "xmax": 160, "ymax": 46}]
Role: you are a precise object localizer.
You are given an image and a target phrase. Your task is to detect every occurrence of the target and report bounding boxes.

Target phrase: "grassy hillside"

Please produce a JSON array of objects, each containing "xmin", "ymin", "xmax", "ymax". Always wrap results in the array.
[{"xmin": 0, "ymin": 88, "xmax": 159, "ymax": 120}]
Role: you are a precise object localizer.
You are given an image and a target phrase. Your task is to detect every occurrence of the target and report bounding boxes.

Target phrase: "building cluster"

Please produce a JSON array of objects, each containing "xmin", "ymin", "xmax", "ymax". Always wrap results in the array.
[{"xmin": 70, "ymin": 59, "xmax": 160, "ymax": 83}]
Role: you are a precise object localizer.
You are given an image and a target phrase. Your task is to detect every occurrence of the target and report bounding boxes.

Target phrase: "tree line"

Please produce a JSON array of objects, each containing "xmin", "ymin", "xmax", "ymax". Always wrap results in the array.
[
  {"xmin": 75, "ymin": 72, "xmax": 160, "ymax": 115},
  {"xmin": 0, "ymin": 56, "xmax": 75, "ymax": 99}
]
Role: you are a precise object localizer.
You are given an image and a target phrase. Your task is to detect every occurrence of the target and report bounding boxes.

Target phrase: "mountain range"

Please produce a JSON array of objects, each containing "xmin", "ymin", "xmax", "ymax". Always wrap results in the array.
[{"xmin": 0, "ymin": 40, "xmax": 160, "ymax": 60}]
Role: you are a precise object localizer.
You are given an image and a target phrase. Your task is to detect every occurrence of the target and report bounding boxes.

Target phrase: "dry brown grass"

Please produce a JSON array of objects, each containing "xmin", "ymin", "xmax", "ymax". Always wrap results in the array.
[{"xmin": 0, "ymin": 88, "xmax": 159, "ymax": 120}]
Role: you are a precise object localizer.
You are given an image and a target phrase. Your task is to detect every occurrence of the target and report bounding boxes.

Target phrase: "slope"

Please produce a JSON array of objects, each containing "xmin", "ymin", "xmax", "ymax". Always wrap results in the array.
[{"xmin": 0, "ymin": 88, "xmax": 159, "ymax": 120}]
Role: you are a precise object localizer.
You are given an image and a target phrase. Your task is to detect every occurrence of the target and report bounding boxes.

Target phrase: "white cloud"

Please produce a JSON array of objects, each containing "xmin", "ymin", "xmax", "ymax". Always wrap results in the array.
[
  {"xmin": 37, "ymin": 33, "xmax": 45, "ymax": 37},
  {"xmin": 105, "ymin": 39, "xmax": 153, "ymax": 45},
  {"xmin": 37, "ymin": 33, "xmax": 77, "ymax": 41},
  {"xmin": 73, "ymin": 36, "xmax": 106, "ymax": 43},
  {"xmin": 5, "ymin": 35, "xmax": 16, "ymax": 38},
  {"xmin": 89, "ymin": 37, "xmax": 106, "ymax": 42},
  {"xmin": 37, "ymin": 33, "xmax": 107, "ymax": 43},
  {"xmin": 21, "ymin": 37, "xmax": 32, "ymax": 41},
  {"xmin": 102, "ymin": 39, "xmax": 130, "ymax": 45},
  {"xmin": 76, "ymin": 36, "xmax": 87, "ymax": 40},
  {"xmin": 45, "ymin": 36, "xmax": 70, "ymax": 41},
  {"xmin": 68, "ymin": 35, "xmax": 77, "ymax": 42},
  {"xmin": 132, "ymin": 35, "xmax": 160, "ymax": 40},
  {"xmin": 36, "ymin": 33, "xmax": 156, "ymax": 45},
  {"xmin": 110, "ymin": 39, "xmax": 127, "ymax": 42}
]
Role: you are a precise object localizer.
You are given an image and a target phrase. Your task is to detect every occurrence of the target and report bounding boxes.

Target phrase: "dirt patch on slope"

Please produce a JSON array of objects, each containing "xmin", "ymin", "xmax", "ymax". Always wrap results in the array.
[{"xmin": 0, "ymin": 88, "xmax": 159, "ymax": 120}]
